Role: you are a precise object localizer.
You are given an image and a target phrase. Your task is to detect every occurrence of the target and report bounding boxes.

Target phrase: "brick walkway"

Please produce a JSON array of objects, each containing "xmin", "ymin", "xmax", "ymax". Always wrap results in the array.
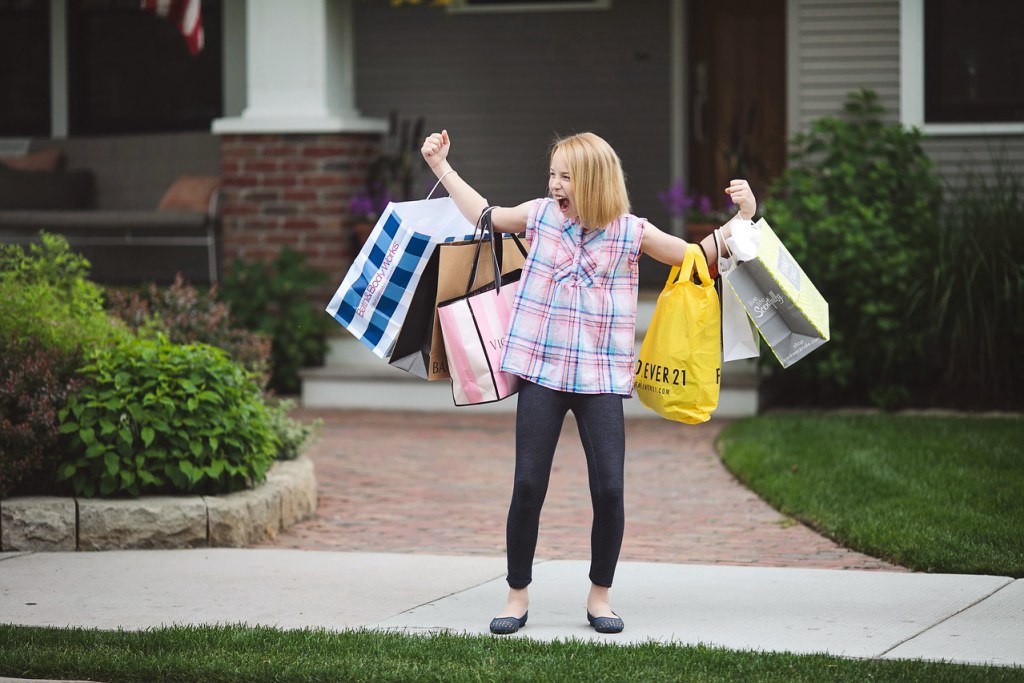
[{"xmin": 259, "ymin": 409, "xmax": 901, "ymax": 571}]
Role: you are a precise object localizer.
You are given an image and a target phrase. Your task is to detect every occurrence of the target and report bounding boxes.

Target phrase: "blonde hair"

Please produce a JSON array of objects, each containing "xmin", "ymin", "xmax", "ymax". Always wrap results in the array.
[{"xmin": 551, "ymin": 132, "xmax": 630, "ymax": 230}]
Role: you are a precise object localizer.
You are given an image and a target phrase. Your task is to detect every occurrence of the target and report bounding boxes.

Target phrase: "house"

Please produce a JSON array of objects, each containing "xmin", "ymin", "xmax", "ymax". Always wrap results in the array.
[{"xmin": 1, "ymin": 0, "xmax": 1021, "ymax": 288}]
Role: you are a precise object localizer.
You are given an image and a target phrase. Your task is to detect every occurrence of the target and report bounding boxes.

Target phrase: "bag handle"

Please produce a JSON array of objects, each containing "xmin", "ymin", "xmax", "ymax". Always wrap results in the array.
[
  {"xmin": 490, "ymin": 224, "xmax": 528, "ymax": 292},
  {"xmin": 666, "ymin": 244, "xmax": 714, "ymax": 287},
  {"xmin": 463, "ymin": 206, "xmax": 498, "ymax": 294},
  {"xmin": 462, "ymin": 207, "xmax": 528, "ymax": 296},
  {"xmin": 487, "ymin": 212, "xmax": 529, "ymax": 295},
  {"xmin": 426, "ymin": 169, "xmax": 457, "ymax": 199}
]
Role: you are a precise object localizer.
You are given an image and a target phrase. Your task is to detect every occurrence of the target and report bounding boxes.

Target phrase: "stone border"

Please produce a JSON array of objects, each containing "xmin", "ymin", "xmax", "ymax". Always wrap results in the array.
[{"xmin": 0, "ymin": 456, "xmax": 317, "ymax": 552}]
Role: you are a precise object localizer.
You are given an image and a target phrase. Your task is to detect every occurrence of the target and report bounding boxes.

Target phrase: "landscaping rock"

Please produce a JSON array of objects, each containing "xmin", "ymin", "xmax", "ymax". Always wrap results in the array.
[
  {"xmin": 245, "ymin": 481, "xmax": 283, "ymax": 544},
  {"xmin": 0, "ymin": 497, "xmax": 76, "ymax": 551},
  {"xmin": 206, "ymin": 482, "xmax": 281, "ymax": 547},
  {"xmin": 78, "ymin": 497, "xmax": 207, "ymax": 550},
  {"xmin": 269, "ymin": 457, "xmax": 318, "ymax": 528},
  {"xmin": 1, "ymin": 456, "xmax": 318, "ymax": 551},
  {"xmin": 205, "ymin": 494, "xmax": 250, "ymax": 547}
]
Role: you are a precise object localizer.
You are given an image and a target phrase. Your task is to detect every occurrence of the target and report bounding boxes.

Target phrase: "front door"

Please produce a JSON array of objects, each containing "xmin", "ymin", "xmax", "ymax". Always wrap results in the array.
[{"xmin": 688, "ymin": 0, "xmax": 786, "ymax": 211}]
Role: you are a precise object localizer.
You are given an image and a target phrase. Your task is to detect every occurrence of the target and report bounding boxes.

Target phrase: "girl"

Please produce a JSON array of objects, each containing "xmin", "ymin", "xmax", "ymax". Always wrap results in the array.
[{"xmin": 421, "ymin": 129, "xmax": 756, "ymax": 635}]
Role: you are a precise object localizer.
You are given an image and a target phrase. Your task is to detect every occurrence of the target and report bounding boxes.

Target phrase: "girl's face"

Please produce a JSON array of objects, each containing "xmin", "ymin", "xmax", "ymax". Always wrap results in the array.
[{"xmin": 549, "ymin": 149, "xmax": 577, "ymax": 219}]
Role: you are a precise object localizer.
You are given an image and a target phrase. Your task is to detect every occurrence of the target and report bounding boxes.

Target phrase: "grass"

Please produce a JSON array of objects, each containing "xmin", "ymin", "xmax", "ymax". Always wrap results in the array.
[
  {"xmin": 717, "ymin": 413, "xmax": 1024, "ymax": 576},
  {"xmin": 1, "ymin": 624, "xmax": 1021, "ymax": 682}
]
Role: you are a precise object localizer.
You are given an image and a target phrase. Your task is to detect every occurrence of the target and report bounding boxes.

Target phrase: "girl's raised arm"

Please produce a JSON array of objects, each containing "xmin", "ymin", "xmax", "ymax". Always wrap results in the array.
[
  {"xmin": 421, "ymin": 129, "xmax": 529, "ymax": 234},
  {"xmin": 641, "ymin": 222, "xmax": 716, "ymax": 266},
  {"xmin": 641, "ymin": 179, "xmax": 757, "ymax": 267}
]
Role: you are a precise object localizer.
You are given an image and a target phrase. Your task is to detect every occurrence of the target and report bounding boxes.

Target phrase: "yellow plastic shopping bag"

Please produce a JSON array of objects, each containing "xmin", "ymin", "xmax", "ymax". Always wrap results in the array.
[{"xmin": 635, "ymin": 244, "xmax": 721, "ymax": 424}]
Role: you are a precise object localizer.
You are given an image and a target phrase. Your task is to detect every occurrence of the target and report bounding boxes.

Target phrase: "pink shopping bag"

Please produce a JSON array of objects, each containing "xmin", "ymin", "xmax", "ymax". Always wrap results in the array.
[
  {"xmin": 438, "ymin": 275, "xmax": 520, "ymax": 405},
  {"xmin": 437, "ymin": 207, "xmax": 526, "ymax": 406}
]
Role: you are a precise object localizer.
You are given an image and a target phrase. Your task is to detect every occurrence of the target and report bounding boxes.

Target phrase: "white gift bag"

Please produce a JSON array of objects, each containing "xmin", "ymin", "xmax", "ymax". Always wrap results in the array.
[{"xmin": 716, "ymin": 224, "xmax": 760, "ymax": 362}]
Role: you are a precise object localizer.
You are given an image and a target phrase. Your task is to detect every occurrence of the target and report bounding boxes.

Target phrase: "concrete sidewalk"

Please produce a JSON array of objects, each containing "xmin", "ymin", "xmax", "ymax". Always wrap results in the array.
[{"xmin": 1, "ymin": 548, "xmax": 1021, "ymax": 669}]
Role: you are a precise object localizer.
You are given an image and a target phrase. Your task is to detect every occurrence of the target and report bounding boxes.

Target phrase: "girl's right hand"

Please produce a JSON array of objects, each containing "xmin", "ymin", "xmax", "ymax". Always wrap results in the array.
[{"xmin": 421, "ymin": 130, "xmax": 451, "ymax": 172}]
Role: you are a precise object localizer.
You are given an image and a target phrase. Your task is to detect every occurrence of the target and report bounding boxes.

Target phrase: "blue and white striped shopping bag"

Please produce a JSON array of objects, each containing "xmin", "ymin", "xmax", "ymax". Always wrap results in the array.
[{"xmin": 326, "ymin": 196, "xmax": 477, "ymax": 360}]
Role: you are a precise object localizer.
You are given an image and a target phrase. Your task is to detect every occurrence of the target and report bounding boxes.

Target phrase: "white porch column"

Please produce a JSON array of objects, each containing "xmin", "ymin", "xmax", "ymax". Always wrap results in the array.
[{"xmin": 213, "ymin": 0, "xmax": 385, "ymax": 134}]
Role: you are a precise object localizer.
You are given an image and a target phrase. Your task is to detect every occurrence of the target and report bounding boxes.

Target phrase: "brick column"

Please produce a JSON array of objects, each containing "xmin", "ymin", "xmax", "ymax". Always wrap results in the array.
[{"xmin": 219, "ymin": 132, "xmax": 380, "ymax": 275}]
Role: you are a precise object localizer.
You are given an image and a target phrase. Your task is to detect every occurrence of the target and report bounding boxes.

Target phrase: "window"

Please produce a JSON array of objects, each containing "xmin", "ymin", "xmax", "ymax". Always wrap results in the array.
[
  {"xmin": 900, "ymin": 0, "xmax": 1024, "ymax": 135},
  {"xmin": 924, "ymin": 0, "xmax": 1024, "ymax": 124},
  {"xmin": 67, "ymin": 0, "xmax": 222, "ymax": 135},
  {"xmin": 0, "ymin": 0, "xmax": 51, "ymax": 137}
]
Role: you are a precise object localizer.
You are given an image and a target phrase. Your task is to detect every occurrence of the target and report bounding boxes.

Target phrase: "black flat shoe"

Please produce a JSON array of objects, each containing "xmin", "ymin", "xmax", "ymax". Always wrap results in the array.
[
  {"xmin": 489, "ymin": 611, "xmax": 528, "ymax": 635},
  {"xmin": 587, "ymin": 611, "xmax": 624, "ymax": 634}
]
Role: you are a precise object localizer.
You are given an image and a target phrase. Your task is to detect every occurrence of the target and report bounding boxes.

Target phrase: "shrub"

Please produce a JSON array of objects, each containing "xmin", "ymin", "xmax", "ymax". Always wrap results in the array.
[
  {"xmin": 107, "ymin": 275, "xmax": 272, "ymax": 387},
  {"xmin": 266, "ymin": 399, "xmax": 320, "ymax": 461},
  {"xmin": 0, "ymin": 231, "xmax": 95, "ymax": 296},
  {"xmin": 760, "ymin": 90, "xmax": 943, "ymax": 407},
  {"xmin": 0, "ymin": 233, "xmax": 126, "ymax": 356},
  {"xmin": 0, "ymin": 335, "xmax": 80, "ymax": 498},
  {"xmin": 220, "ymin": 248, "xmax": 332, "ymax": 395},
  {"xmin": 0, "ymin": 235, "xmax": 125, "ymax": 496},
  {"xmin": 907, "ymin": 156, "xmax": 1024, "ymax": 409},
  {"xmin": 57, "ymin": 336, "xmax": 278, "ymax": 498}
]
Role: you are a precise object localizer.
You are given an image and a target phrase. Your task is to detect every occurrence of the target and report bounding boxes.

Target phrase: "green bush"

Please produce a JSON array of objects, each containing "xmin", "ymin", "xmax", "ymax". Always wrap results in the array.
[
  {"xmin": 0, "ymin": 335, "xmax": 80, "ymax": 498},
  {"xmin": 107, "ymin": 275, "xmax": 272, "ymax": 387},
  {"xmin": 219, "ymin": 248, "xmax": 332, "ymax": 395},
  {"xmin": 57, "ymin": 336, "xmax": 278, "ymax": 498},
  {"xmin": 0, "ymin": 233, "xmax": 127, "ymax": 356},
  {"xmin": 266, "ymin": 399, "xmax": 320, "ymax": 461},
  {"xmin": 907, "ymin": 156, "xmax": 1024, "ymax": 409},
  {"xmin": 0, "ymin": 234, "xmax": 125, "ymax": 496},
  {"xmin": 760, "ymin": 90, "xmax": 943, "ymax": 407}
]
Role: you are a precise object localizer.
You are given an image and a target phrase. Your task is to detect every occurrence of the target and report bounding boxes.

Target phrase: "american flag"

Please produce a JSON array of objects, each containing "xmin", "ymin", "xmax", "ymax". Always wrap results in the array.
[{"xmin": 140, "ymin": 0, "xmax": 204, "ymax": 56}]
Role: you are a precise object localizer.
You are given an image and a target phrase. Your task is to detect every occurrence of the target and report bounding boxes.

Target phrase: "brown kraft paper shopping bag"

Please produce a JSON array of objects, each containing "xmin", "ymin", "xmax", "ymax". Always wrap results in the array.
[{"xmin": 389, "ymin": 235, "xmax": 527, "ymax": 380}]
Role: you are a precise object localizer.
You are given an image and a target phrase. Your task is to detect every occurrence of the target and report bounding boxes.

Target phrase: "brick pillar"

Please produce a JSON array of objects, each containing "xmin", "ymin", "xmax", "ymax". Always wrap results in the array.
[{"xmin": 219, "ymin": 132, "xmax": 380, "ymax": 276}]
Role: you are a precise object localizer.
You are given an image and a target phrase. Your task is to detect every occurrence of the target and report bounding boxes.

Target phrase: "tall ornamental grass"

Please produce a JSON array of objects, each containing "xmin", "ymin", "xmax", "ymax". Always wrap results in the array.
[{"xmin": 907, "ymin": 156, "xmax": 1024, "ymax": 409}]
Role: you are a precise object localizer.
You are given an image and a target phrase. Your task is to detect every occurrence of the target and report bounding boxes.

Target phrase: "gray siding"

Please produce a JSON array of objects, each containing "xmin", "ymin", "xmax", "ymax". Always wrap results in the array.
[
  {"xmin": 921, "ymin": 137, "xmax": 1024, "ymax": 189},
  {"xmin": 352, "ymin": 0, "xmax": 673, "ymax": 231},
  {"xmin": 789, "ymin": 0, "xmax": 901, "ymax": 130},
  {"xmin": 789, "ymin": 0, "xmax": 1024, "ymax": 183}
]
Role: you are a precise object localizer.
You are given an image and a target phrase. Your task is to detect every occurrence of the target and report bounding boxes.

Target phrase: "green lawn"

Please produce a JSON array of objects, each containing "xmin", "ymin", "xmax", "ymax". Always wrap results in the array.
[
  {"xmin": 717, "ymin": 413, "xmax": 1024, "ymax": 576},
  {"xmin": 1, "ymin": 624, "xmax": 1021, "ymax": 683}
]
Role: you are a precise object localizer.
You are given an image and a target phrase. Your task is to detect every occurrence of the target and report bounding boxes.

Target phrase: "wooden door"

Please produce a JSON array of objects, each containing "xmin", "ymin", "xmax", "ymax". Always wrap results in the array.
[{"xmin": 688, "ymin": 0, "xmax": 786, "ymax": 210}]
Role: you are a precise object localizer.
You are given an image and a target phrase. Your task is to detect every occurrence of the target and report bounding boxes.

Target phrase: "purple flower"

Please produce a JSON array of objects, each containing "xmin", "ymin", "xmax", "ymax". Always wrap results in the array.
[
  {"xmin": 660, "ymin": 180, "xmax": 733, "ymax": 223},
  {"xmin": 698, "ymin": 195, "xmax": 712, "ymax": 215},
  {"xmin": 349, "ymin": 188, "xmax": 392, "ymax": 221},
  {"xmin": 658, "ymin": 179, "xmax": 697, "ymax": 217},
  {"xmin": 349, "ymin": 192, "xmax": 374, "ymax": 218}
]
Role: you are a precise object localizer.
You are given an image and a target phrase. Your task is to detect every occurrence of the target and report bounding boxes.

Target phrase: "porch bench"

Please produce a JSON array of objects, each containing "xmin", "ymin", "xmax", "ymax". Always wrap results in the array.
[
  {"xmin": 0, "ymin": 210, "xmax": 218, "ymax": 286},
  {"xmin": 0, "ymin": 132, "xmax": 222, "ymax": 286}
]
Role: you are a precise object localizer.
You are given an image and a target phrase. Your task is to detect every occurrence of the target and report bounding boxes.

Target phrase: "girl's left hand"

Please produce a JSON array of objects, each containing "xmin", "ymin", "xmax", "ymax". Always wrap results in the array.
[{"xmin": 725, "ymin": 179, "xmax": 757, "ymax": 221}]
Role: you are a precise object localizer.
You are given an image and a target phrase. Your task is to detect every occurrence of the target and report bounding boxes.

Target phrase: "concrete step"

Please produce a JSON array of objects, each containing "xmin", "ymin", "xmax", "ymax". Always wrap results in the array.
[
  {"xmin": 304, "ymin": 338, "xmax": 759, "ymax": 417},
  {"xmin": 300, "ymin": 364, "xmax": 758, "ymax": 417},
  {"xmin": 307, "ymin": 292, "xmax": 760, "ymax": 416}
]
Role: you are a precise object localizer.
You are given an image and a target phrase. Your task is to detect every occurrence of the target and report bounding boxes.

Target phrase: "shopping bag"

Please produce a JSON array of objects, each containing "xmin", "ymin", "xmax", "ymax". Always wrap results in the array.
[
  {"xmin": 723, "ymin": 218, "xmax": 830, "ymax": 368},
  {"xmin": 389, "ymin": 216, "xmax": 528, "ymax": 380},
  {"xmin": 715, "ymin": 229, "xmax": 760, "ymax": 362},
  {"xmin": 722, "ymin": 284, "xmax": 760, "ymax": 361},
  {"xmin": 635, "ymin": 244, "xmax": 721, "ymax": 424},
  {"xmin": 325, "ymin": 196, "xmax": 477, "ymax": 360},
  {"xmin": 437, "ymin": 208, "xmax": 527, "ymax": 405}
]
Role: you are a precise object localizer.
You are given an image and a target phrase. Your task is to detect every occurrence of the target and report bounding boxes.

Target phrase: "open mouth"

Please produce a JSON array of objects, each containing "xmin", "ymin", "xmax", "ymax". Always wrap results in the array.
[{"xmin": 555, "ymin": 196, "xmax": 570, "ymax": 213}]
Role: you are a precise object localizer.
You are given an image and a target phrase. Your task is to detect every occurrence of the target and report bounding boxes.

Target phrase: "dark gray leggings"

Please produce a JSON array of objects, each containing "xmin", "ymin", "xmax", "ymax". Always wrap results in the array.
[{"xmin": 506, "ymin": 379, "xmax": 625, "ymax": 589}]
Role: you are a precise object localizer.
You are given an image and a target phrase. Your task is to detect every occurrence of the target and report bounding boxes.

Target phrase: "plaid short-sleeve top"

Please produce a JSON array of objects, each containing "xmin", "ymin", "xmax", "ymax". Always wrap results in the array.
[{"xmin": 499, "ymin": 197, "xmax": 646, "ymax": 395}]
